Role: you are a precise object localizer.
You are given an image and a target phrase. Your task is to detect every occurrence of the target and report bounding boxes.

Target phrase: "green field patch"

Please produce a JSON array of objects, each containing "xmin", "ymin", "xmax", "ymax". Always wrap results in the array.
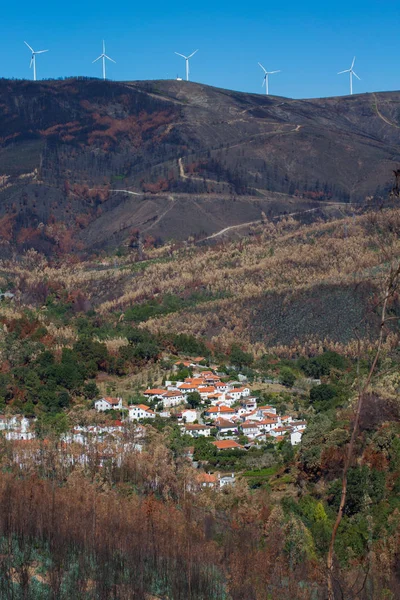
[
  {"xmin": 243, "ymin": 466, "xmax": 279, "ymax": 478},
  {"xmin": 124, "ymin": 290, "xmax": 231, "ymax": 323}
]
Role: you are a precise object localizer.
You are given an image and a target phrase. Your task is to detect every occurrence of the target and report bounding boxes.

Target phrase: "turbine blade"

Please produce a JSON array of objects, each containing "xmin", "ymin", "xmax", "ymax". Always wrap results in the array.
[
  {"xmin": 337, "ymin": 69, "xmax": 350, "ymax": 74},
  {"xmin": 351, "ymin": 56, "xmax": 356, "ymax": 69},
  {"xmin": 353, "ymin": 71, "xmax": 361, "ymax": 80},
  {"xmin": 269, "ymin": 70, "xmax": 280, "ymax": 74},
  {"xmin": 105, "ymin": 55, "xmax": 116, "ymax": 63},
  {"xmin": 35, "ymin": 50, "xmax": 48, "ymax": 54},
  {"xmin": 175, "ymin": 52, "xmax": 186, "ymax": 59},
  {"xmin": 24, "ymin": 41, "xmax": 34, "ymax": 52},
  {"xmin": 188, "ymin": 49, "xmax": 198, "ymax": 58},
  {"xmin": 93, "ymin": 56, "xmax": 102, "ymax": 63},
  {"xmin": 258, "ymin": 62, "xmax": 267, "ymax": 73},
  {"xmin": 30, "ymin": 58, "xmax": 33, "ymax": 68}
]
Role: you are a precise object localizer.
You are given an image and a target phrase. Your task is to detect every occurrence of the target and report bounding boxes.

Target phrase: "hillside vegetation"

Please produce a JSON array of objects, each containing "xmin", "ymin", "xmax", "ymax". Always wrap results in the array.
[{"xmin": 1, "ymin": 207, "xmax": 399, "ymax": 355}]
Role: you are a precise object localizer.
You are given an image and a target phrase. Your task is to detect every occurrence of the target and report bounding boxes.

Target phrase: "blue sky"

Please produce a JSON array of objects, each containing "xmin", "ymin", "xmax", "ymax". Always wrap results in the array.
[{"xmin": 2, "ymin": 0, "xmax": 399, "ymax": 98}]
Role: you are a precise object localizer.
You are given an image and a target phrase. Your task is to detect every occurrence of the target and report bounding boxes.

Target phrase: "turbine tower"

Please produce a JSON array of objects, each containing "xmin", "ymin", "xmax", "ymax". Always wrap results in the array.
[
  {"xmin": 338, "ymin": 57, "xmax": 360, "ymax": 95},
  {"xmin": 175, "ymin": 50, "xmax": 198, "ymax": 81},
  {"xmin": 258, "ymin": 62, "xmax": 280, "ymax": 96},
  {"xmin": 24, "ymin": 42, "xmax": 48, "ymax": 81},
  {"xmin": 93, "ymin": 41, "xmax": 116, "ymax": 80}
]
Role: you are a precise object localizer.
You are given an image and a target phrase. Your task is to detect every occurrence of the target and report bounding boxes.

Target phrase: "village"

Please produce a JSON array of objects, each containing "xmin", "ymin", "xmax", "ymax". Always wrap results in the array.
[
  {"xmin": 131, "ymin": 361, "xmax": 307, "ymax": 448},
  {"xmin": 0, "ymin": 357, "xmax": 307, "ymax": 490}
]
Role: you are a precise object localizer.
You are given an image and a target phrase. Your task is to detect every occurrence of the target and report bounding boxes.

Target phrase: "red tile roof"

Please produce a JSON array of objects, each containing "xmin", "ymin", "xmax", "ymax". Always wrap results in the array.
[
  {"xmin": 131, "ymin": 404, "xmax": 152, "ymax": 411},
  {"xmin": 198, "ymin": 472, "xmax": 217, "ymax": 483},
  {"xmin": 212, "ymin": 440, "xmax": 243, "ymax": 450},
  {"xmin": 103, "ymin": 397, "xmax": 121, "ymax": 405},
  {"xmin": 214, "ymin": 418, "xmax": 236, "ymax": 428},
  {"xmin": 143, "ymin": 389, "xmax": 165, "ymax": 395},
  {"xmin": 207, "ymin": 406, "xmax": 235, "ymax": 414},
  {"xmin": 178, "ymin": 383, "xmax": 199, "ymax": 390}
]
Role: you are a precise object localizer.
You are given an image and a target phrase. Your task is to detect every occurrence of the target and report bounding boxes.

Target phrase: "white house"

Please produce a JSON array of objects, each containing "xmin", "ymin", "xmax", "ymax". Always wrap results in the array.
[
  {"xmin": 143, "ymin": 388, "xmax": 167, "ymax": 401},
  {"xmin": 94, "ymin": 397, "xmax": 123, "ymax": 412},
  {"xmin": 215, "ymin": 382, "xmax": 231, "ymax": 393},
  {"xmin": 229, "ymin": 387, "xmax": 251, "ymax": 401},
  {"xmin": 291, "ymin": 430, "xmax": 303, "ymax": 446},
  {"xmin": 214, "ymin": 418, "xmax": 237, "ymax": 437},
  {"xmin": 181, "ymin": 409, "xmax": 198, "ymax": 423},
  {"xmin": 184, "ymin": 424, "xmax": 211, "ymax": 438},
  {"xmin": 219, "ymin": 473, "xmax": 236, "ymax": 488},
  {"xmin": 241, "ymin": 397, "xmax": 258, "ymax": 411},
  {"xmin": 292, "ymin": 421, "xmax": 307, "ymax": 432},
  {"xmin": 257, "ymin": 405, "xmax": 277, "ymax": 415},
  {"xmin": 198, "ymin": 386, "xmax": 218, "ymax": 400},
  {"xmin": 280, "ymin": 415, "xmax": 293, "ymax": 424},
  {"xmin": 269, "ymin": 426, "xmax": 291, "ymax": 438},
  {"xmin": 177, "ymin": 383, "xmax": 199, "ymax": 394},
  {"xmin": 241, "ymin": 422, "xmax": 260, "ymax": 438},
  {"xmin": 204, "ymin": 406, "xmax": 236, "ymax": 421},
  {"xmin": 161, "ymin": 390, "xmax": 185, "ymax": 408},
  {"xmin": 128, "ymin": 404, "xmax": 156, "ymax": 421},
  {"xmin": 258, "ymin": 418, "xmax": 279, "ymax": 433}
]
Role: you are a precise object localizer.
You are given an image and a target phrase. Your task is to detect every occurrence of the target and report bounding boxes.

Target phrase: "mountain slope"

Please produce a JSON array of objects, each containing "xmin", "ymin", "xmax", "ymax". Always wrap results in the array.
[
  {"xmin": 0, "ymin": 78, "xmax": 399, "ymax": 254},
  {"xmin": 2, "ymin": 208, "xmax": 399, "ymax": 354}
]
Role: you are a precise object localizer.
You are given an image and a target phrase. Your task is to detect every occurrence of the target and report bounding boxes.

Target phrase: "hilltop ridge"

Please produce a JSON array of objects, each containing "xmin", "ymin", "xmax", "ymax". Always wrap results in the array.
[{"xmin": 0, "ymin": 78, "xmax": 399, "ymax": 254}]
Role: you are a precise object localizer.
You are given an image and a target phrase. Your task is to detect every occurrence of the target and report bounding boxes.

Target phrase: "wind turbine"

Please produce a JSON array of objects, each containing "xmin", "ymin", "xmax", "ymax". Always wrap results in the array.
[
  {"xmin": 24, "ymin": 42, "xmax": 48, "ymax": 81},
  {"xmin": 258, "ymin": 62, "xmax": 280, "ymax": 96},
  {"xmin": 174, "ymin": 50, "xmax": 198, "ymax": 81},
  {"xmin": 93, "ymin": 41, "xmax": 116, "ymax": 80},
  {"xmin": 338, "ymin": 57, "xmax": 360, "ymax": 95}
]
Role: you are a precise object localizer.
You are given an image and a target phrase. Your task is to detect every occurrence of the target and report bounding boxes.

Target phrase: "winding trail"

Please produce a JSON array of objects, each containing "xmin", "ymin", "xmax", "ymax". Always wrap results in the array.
[
  {"xmin": 112, "ymin": 189, "xmax": 143, "ymax": 196},
  {"xmin": 178, "ymin": 157, "xmax": 225, "ymax": 186},
  {"xmin": 373, "ymin": 94, "xmax": 400, "ymax": 129},
  {"xmin": 199, "ymin": 220, "xmax": 262, "ymax": 241},
  {"xmin": 197, "ymin": 203, "xmax": 353, "ymax": 242}
]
